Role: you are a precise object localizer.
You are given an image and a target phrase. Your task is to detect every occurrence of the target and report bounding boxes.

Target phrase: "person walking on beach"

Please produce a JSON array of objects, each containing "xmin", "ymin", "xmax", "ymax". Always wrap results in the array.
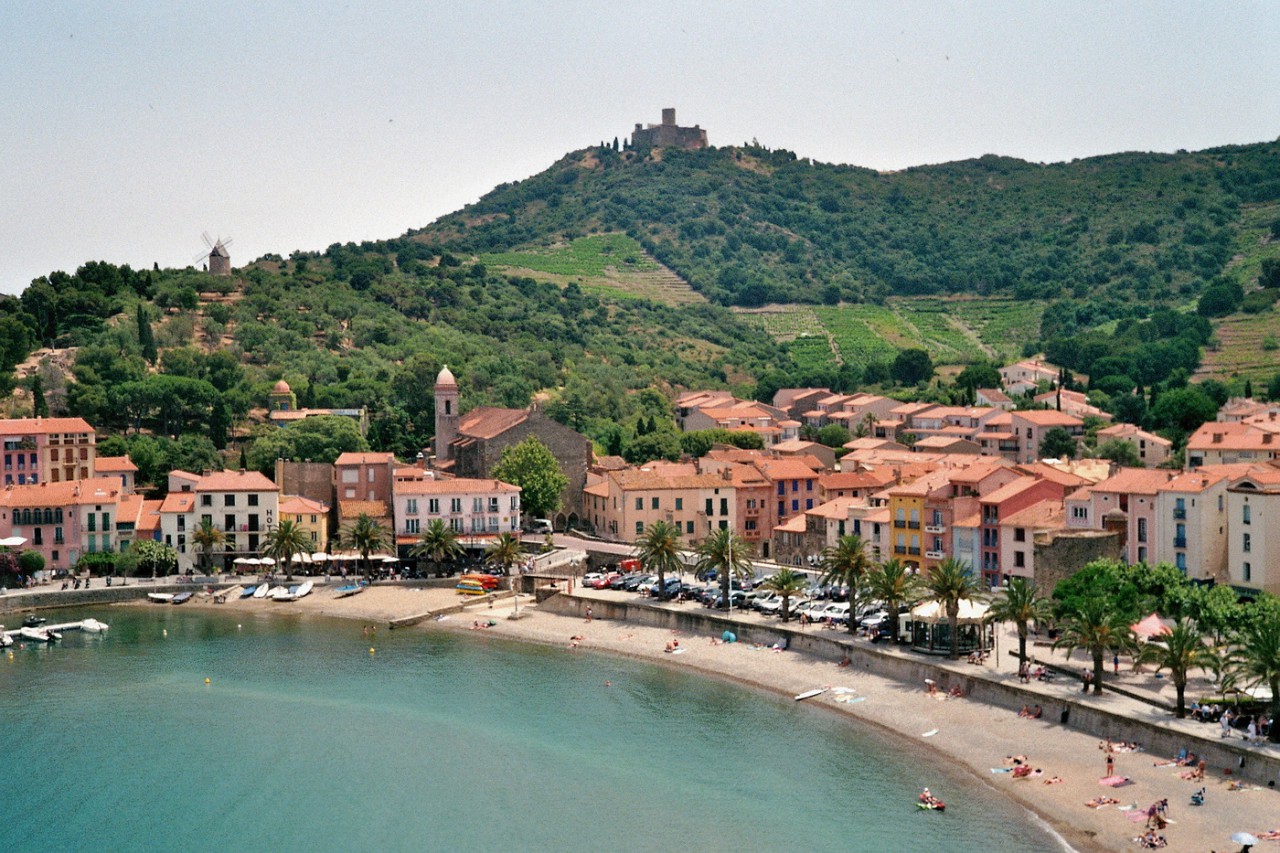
[
  {"xmin": 585, "ymin": 606, "xmax": 593, "ymax": 623},
  {"xmin": 1105, "ymin": 749, "xmax": 1114, "ymax": 778}
]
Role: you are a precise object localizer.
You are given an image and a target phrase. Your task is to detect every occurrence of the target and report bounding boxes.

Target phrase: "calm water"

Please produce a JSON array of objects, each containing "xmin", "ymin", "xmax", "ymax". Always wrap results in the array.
[{"xmin": 0, "ymin": 607, "xmax": 1063, "ymax": 852}]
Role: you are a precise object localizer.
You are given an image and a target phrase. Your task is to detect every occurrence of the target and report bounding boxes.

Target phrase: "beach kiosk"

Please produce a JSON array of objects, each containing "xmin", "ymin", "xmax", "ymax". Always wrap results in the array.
[{"xmin": 908, "ymin": 599, "xmax": 992, "ymax": 656}]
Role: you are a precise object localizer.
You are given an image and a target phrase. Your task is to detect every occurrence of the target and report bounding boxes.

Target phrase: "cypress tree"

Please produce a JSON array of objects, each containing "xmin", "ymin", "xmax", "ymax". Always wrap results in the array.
[
  {"xmin": 137, "ymin": 304, "xmax": 157, "ymax": 364},
  {"xmin": 30, "ymin": 373, "xmax": 48, "ymax": 418}
]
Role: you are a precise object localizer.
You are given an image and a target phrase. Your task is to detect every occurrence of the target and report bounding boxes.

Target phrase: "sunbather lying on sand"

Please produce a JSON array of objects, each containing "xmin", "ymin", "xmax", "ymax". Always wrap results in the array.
[{"xmin": 1085, "ymin": 796, "xmax": 1119, "ymax": 808}]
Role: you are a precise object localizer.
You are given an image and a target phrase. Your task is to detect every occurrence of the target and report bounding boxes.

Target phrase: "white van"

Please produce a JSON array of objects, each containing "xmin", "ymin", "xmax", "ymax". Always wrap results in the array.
[{"xmin": 530, "ymin": 519, "xmax": 554, "ymax": 534}]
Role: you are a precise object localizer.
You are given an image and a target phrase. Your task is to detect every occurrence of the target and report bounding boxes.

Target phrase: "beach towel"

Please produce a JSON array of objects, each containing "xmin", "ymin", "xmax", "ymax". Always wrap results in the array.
[
  {"xmin": 990, "ymin": 768, "xmax": 1013, "ymax": 774},
  {"xmin": 834, "ymin": 695, "xmax": 865, "ymax": 704},
  {"xmin": 1099, "ymin": 776, "xmax": 1132, "ymax": 787}
]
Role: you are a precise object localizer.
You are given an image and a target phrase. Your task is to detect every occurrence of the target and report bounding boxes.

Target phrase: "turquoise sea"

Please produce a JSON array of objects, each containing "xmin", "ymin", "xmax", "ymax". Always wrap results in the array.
[{"xmin": 0, "ymin": 607, "xmax": 1065, "ymax": 852}]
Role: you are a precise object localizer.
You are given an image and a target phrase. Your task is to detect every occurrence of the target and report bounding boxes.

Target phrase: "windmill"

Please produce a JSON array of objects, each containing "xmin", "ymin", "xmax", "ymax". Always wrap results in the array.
[{"xmin": 195, "ymin": 232, "xmax": 233, "ymax": 276}]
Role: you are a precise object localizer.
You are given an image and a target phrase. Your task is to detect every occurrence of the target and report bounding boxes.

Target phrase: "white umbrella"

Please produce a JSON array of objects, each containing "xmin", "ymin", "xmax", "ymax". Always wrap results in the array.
[
  {"xmin": 260, "ymin": 557, "xmax": 276, "ymax": 566},
  {"xmin": 310, "ymin": 552, "xmax": 329, "ymax": 563},
  {"xmin": 1232, "ymin": 832, "xmax": 1259, "ymax": 846},
  {"xmin": 380, "ymin": 556, "xmax": 399, "ymax": 564},
  {"xmin": 232, "ymin": 557, "xmax": 251, "ymax": 565},
  {"xmin": 0, "ymin": 536, "xmax": 28, "ymax": 547}
]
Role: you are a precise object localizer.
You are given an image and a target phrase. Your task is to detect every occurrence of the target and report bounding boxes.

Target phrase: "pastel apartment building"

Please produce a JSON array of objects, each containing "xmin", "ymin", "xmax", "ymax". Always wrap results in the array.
[
  {"xmin": 1, "ymin": 417, "xmax": 97, "ymax": 486},
  {"xmin": 1153, "ymin": 468, "xmax": 1237, "ymax": 582},
  {"xmin": 1064, "ymin": 468, "xmax": 1175, "ymax": 567},
  {"xmin": 998, "ymin": 359, "xmax": 1061, "ymax": 397},
  {"xmin": 1225, "ymin": 469, "xmax": 1280, "ymax": 595},
  {"xmin": 0, "ymin": 477, "xmax": 123, "ymax": 571},
  {"xmin": 391, "ymin": 477, "xmax": 521, "ymax": 552},
  {"xmin": 1007, "ymin": 410, "xmax": 1084, "ymax": 465},
  {"xmin": 978, "ymin": 476, "xmax": 1067, "ymax": 588},
  {"xmin": 1095, "ymin": 423, "xmax": 1172, "ymax": 468},
  {"xmin": 1186, "ymin": 422, "xmax": 1280, "ymax": 468},
  {"xmin": 160, "ymin": 470, "xmax": 280, "ymax": 571},
  {"xmin": 93, "ymin": 455, "xmax": 138, "ymax": 493},
  {"xmin": 584, "ymin": 467, "xmax": 737, "ymax": 545},
  {"xmin": 278, "ymin": 495, "xmax": 331, "ymax": 551}
]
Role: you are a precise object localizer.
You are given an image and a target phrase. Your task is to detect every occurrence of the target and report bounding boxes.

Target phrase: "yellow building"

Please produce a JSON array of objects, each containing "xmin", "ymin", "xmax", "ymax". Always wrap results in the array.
[{"xmin": 278, "ymin": 495, "xmax": 330, "ymax": 551}]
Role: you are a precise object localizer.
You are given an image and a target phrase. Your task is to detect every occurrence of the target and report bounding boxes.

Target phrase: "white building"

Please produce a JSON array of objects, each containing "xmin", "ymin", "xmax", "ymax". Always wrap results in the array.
[
  {"xmin": 1225, "ymin": 469, "xmax": 1280, "ymax": 595},
  {"xmin": 159, "ymin": 470, "xmax": 279, "ymax": 571}
]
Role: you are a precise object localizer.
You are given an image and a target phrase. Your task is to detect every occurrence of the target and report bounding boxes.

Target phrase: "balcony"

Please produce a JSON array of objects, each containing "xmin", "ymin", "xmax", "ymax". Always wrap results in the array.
[
  {"xmin": 925, "ymin": 550, "xmax": 946, "ymax": 560},
  {"xmin": 925, "ymin": 524, "xmax": 945, "ymax": 534},
  {"xmin": 907, "ymin": 547, "xmax": 921, "ymax": 556},
  {"xmin": 1173, "ymin": 537, "xmax": 1187, "ymax": 549},
  {"xmin": 1172, "ymin": 508, "xmax": 1187, "ymax": 520},
  {"xmin": 907, "ymin": 521, "xmax": 920, "ymax": 530},
  {"xmin": 893, "ymin": 519, "xmax": 907, "ymax": 529}
]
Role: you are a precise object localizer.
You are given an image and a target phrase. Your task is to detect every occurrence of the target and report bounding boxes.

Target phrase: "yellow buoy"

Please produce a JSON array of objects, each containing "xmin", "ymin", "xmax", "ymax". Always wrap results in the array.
[
  {"xmin": 205, "ymin": 677, "xmax": 211, "ymax": 685},
  {"xmin": 369, "ymin": 647, "xmax": 376, "ymax": 654},
  {"xmin": 162, "ymin": 629, "xmax": 168, "ymax": 636}
]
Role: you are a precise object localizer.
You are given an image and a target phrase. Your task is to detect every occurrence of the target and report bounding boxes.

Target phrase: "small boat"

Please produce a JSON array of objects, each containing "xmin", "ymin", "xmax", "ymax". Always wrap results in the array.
[
  {"xmin": 294, "ymin": 581, "xmax": 313, "ymax": 599},
  {"xmin": 80, "ymin": 618, "xmax": 110, "ymax": 633},
  {"xmin": 794, "ymin": 688, "xmax": 828, "ymax": 701},
  {"xmin": 459, "ymin": 573, "xmax": 501, "ymax": 590},
  {"xmin": 171, "ymin": 592, "xmax": 193, "ymax": 605},
  {"xmin": 253, "ymin": 583, "xmax": 270, "ymax": 599},
  {"xmin": 272, "ymin": 585, "xmax": 301, "ymax": 602},
  {"xmin": 916, "ymin": 801, "xmax": 946, "ymax": 812},
  {"xmin": 456, "ymin": 581, "xmax": 487, "ymax": 596},
  {"xmin": 333, "ymin": 583, "xmax": 364, "ymax": 598},
  {"xmin": 19, "ymin": 626, "xmax": 57, "ymax": 643},
  {"xmin": 240, "ymin": 585, "xmax": 259, "ymax": 599},
  {"xmin": 22, "ymin": 614, "xmax": 47, "ymax": 628},
  {"xmin": 147, "ymin": 592, "xmax": 175, "ymax": 603},
  {"xmin": 266, "ymin": 585, "xmax": 290, "ymax": 599},
  {"xmin": 0, "ymin": 633, "xmax": 12, "ymax": 648}
]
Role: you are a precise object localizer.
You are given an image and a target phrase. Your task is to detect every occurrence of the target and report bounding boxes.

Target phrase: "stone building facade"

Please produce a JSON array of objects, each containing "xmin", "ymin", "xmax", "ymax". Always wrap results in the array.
[{"xmin": 630, "ymin": 108, "xmax": 708, "ymax": 150}]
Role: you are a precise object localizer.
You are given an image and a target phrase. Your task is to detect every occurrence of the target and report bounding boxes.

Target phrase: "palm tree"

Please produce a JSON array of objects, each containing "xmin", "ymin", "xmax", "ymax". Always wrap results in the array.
[
  {"xmin": 340, "ymin": 513, "xmax": 390, "ymax": 580},
  {"xmin": 1224, "ymin": 617, "xmax": 1280, "ymax": 743},
  {"xmin": 262, "ymin": 519, "xmax": 311, "ymax": 580},
  {"xmin": 695, "ymin": 528, "xmax": 753, "ymax": 610},
  {"xmin": 923, "ymin": 558, "xmax": 985, "ymax": 659},
  {"xmin": 987, "ymin": 577, "xmax": 1051, "ymax": 666},
  {"xmin": 634, "ymin": 520, "xmax": 683, "ymax": 600},
  {"xmin": 484, "ymin": 532, "xmax": 524, "ymax": 575},
  {"xmin": 190, "ymin": 518, "xmax": 225, "ymax": 575},
  {"xmin": 411, "ymin": 519, "xmax": 464, "ymax": 577},
  {"xmin": 1052, "ymin": 596, "xmax": 1135, "ymax": 695},
  {"xmin": 1138, "ymin": 617, "xmax": 1219, "ymax": 719},
  {"xmin": 760, "ymin": 567, "xmax": 810, "ymax": 622},
  {"xmin": 864, "ymin": 558, "xmax": 921, "ymax": 643},
  {"xmin": 820, "ymin": 535, "xmax": 873, "ymax": 634}
]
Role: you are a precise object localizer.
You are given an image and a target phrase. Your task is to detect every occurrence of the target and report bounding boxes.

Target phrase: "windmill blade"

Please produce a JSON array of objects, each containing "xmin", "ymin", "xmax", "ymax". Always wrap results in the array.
[
  {"xmin": 194, "ymin": 249, "xmax": 212, "ymax": 263},
  {"xmin": 202, "ymin": 231, "xmax": 214, "ymax": 249},
  {"xmin": 219, "ymin": 236, "xmax": 233, "ymax": 249}
]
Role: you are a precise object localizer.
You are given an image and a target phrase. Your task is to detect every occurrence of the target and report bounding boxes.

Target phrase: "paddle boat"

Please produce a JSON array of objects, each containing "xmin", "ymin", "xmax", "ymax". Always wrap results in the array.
[
  {"xmin": 80, "ymin": 618, "xmax": 110, "ymax": 633},
  {"xmin": 917, "ymin": 788, "xmax": 946, "ymax": 812},
  {"xmin": 147, "ymin": 592, "xmax": 175, "ymax": 603},
  {"xmin": 171, "ymin": 592, "xmax": 193, "ymax": 605}
]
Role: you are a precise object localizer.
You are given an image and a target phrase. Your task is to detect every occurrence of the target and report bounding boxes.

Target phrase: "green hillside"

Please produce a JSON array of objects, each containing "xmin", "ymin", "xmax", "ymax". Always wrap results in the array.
[{"xmin": 411, "ymin": 139, "xmax": 1280, "ymax": 311}]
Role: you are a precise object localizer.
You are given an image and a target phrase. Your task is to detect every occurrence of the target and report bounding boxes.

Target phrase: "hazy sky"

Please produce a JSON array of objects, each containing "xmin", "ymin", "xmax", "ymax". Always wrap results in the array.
[{"xmin": 2, "ymin": 1, "xmax": 1277, "ymax": 295}]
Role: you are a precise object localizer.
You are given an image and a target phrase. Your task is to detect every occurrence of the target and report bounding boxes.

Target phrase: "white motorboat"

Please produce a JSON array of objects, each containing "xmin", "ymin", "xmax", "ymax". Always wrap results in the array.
[
  {"xmin": 80, "ymin": 618, "xmax": 110, "ymax": 633},
  {"xmin": 147, "ymin": 592, "xmax": 175, "ymax": 603},
  {"xmin": 19, "ymin": 626, "xmax": 57, "ymax": 643}
]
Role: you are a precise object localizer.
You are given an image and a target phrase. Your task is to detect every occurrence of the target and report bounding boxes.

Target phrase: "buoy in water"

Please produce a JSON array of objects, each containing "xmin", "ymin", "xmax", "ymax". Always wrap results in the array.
[
  {"xmin": 369, "ymin": 647, "xmax": 376, "ymax": 654},
  {"xmin": 162, "ymin": 629, "xmax": 168, "ymax": 636},
  {"xmin": 205, "ymin": 678, "xmax": 211, "ymax": 685}
]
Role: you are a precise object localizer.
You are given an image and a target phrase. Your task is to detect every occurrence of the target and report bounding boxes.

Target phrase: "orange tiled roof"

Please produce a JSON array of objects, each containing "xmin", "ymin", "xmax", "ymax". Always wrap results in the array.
[
  {"xmin": 1091, "ymin": 467, "xmax": 1176, "ymax": 495},
  {"xmin": 1011, "ymin": 410, "xmax": 1083, "ymax": 427},
  {"xmin": 279, "ymin": 495, "xmax": 329, "ymax": 514},
  {"xmin": 456, "ymin": 406, "xmax": 528, "ymax": 440},
  {"xmin": 0, "ymin": 417, "xmax": 94, "ymax": 435},
  {"xmin": 195, "ymin": 470, "xmax": 277, "ymax": 492},
  {"xmin": 396, "ymin": 478, "xmax": 520, "ymax": 495},
  {"xmin": 334, "ymin": 452, "xmax": 397, "ymax": 466},
  {"xmin": 338, "ymin": 500, "xmax": 390, "ymax": 518},
  {"xmin": 0, "ymin": 478, "xmax": 120, "ymax": 508},
  {"xmin": 1003, "ymin": 499, "xmax": 1065, "ymax": 530},
  {"xmin": 93, "ymin": 455, "xmax": 138, "ymax": 473}
]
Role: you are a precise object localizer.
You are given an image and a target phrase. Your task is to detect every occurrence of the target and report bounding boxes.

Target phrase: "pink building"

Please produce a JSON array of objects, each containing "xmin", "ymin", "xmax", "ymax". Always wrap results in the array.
[
  {"xmin": 1064, "ymin": 467, "xmax": 1176, "ymax": 566},
  {"xmin": 1, "ymin": 417, "xmax": 97, "ymax": 487},
  {"xmin": 0, "ymin": 477, "xmax": 123, "ymax": 571},
  {"xmin": 391, "ymin": 477, "xmax": 521, "ymax": 554}
]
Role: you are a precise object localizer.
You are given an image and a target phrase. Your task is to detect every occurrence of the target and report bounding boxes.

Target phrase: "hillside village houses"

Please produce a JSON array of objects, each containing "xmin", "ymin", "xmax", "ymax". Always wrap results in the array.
[{"xmin": 9, "ymin": 359, "xmax": 1280, "ymax": 598}]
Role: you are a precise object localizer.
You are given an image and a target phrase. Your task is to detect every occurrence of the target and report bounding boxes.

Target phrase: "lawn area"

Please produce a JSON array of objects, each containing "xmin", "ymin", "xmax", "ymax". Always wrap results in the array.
[{"xmin": 479, "ymin": 233, "xmax": 658, "ymax": 277}]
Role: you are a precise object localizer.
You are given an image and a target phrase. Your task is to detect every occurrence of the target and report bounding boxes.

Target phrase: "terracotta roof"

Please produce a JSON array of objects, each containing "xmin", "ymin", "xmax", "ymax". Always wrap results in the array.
[
  {"xmin": 158, "ymin": 493, "xmax": 196, "ymax": 514},
  {"xmin": 396, "ymin": 478, "xmax": 520, "ymax": 495},
  {"xmin": 772, "ymin": 439, "xmax": 825, "ymax": 453},
  {"xmin": 0, "ymin": 417, "xmax": 94, "ymax": 435},
  {"xmin": 985, "ymin": 412, "xmax": 1012, "ymax": 427},
  {"xmin": 808, "ymin": 497, "xmax": 862, "ymax": 519},
  {"xmin": 1003, "ymin": 499, "xmax": 1065, "ymax": 530},
  {"xmin": 338, "ymin": 500, "xmax": 390, "ymax": 518},
  {"xmin": 841, "ymin": 437, "xmax": 904, "ymax": 451},
  {"xmin": 436, "ymin": 365, "xmax": 457, "ymax": 387},
  {"xmin": 136, "ymin": 499, "xmax": 164, "ymax": 534},
  {"xmin": 912, "ymin": 436, "xmax": 977, "ymax": 450},
  {"xmin": 195, "ymin": 470, "xmax": 278, "ymax": 492},
  {"xmin": 774, "ymin": 514, "xmax": 807, "ymax": 533},
  {"xmin": 116, "ymin": 493, "xmax": 146, "ymax": 526},
  {"xmin": 981, "ymin": 476, "xmax": 1042, "ymax": 505},
  {"xmin": 977, "ymin": 388, "xmax": 1012, "ymax": 403},
  {"xmin": 1096, "ymin": 423, "xmax": 1171, "ymax": 446},
  {"xmin": 772, "ymin": 388, "xmax": 829, "ymax": 409},
  {"xmin": 280, "ymin": 495, "xmax": 329, "ymax": 514},
  {"xmin": 1010, "ymin": 410, "xmax": 1083, "ymax": 427},
  {"xmin": 864, "ymin": 507, "xmax": 891, "ymax": 523},
  {"xmin": 755, "ymin": 458, "xmax": 821, "ymax": 480},
  {"xmin": 94, "ymin": 456, "xmax": 138, "ymax": 473},
  {"xmin": 820, "ymin": 470, "xmax": 897, "ymax": 490},
  {"xmin": 272, "ymin": 379, "xmax": 292, "ymax": 393},
  {"xmin": 334, "ymin": 452, "xmax": 397, "ymax": 466},
  {"xmin": 948, "ymin": 461, "xmax": 1012, "ymax": 484},
  {"xmin": 1187, "ymin": 422, "xmax": 1280, "ymax": 452},
  {"xmin": 1091, "ymin": 467, "xmax": 1176, "ymax": 496},
  {"xmin": 456, "ymin": 406, "xmax": 528, "ymax": 440},
  {"xmin": 593, "ymin": 455, "xmax": 628, "ymax": 470},
  {"xmin": 1015, "ymin": 462, "xmax": 1090, "ymax": 489},
  {"xmin": 0, "ymin": 478, "xmax": 121, "ymax": 508},
  {"xmin": 610, "ymin": 470, "xmax": 731, "ymax": 491},
  {"xmin": 584, "ymin": 481, "xmax": 610, "ymax": 497}
]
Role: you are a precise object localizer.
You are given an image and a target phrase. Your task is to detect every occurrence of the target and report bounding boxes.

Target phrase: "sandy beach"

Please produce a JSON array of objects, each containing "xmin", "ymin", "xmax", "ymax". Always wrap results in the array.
[{"xmin": 159, "ymin": 582, "xmax": 1278, "ymax": 853}]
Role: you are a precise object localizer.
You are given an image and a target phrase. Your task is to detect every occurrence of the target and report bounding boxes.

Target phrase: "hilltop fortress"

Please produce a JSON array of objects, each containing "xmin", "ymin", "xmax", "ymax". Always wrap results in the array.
[{"xmin": 630, "ymin": 108, "xmax": 708, "ymax": 151}]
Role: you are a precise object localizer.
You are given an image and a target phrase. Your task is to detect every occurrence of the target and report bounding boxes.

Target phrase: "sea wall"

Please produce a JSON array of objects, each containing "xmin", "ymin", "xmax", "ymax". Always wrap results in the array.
[
  {"xmin": 0, "ymin": 583, "xmax": 222, "ymax": 615},
  {"xmin": 540, "ymin": 592, "xmax": 1280, "ymax": 787}
]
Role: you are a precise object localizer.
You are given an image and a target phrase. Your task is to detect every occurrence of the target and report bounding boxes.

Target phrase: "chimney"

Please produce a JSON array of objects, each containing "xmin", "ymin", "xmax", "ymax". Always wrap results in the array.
[{"xmin": 1264, "ymin": 434, "xmax": 1274, "ymax": 445}]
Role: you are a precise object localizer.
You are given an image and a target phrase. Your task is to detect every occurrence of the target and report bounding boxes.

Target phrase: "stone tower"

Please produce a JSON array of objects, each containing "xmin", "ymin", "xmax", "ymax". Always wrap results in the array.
[
  {"xmin": 434, "ymin": 365, "xmax": 459, "ymax": 463},
  {"xmin": 208, "ymin": 241, "xmax": 231, "ymax": 276}
]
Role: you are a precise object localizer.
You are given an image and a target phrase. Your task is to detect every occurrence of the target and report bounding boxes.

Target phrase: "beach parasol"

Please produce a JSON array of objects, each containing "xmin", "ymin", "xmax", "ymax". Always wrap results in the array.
[
  {"xmin": 232, "ymin": 557, "xmax": 251, "ymax": 565},
  {"xmin": 379, "ymin": 556, "xmax": 399, "ymax": 563},
  {"xmin": 309, "ymin": 552, "xmax": 329, "ymax": 563},
  {"xmin": 0, "ymin": 536, "xmax": 28, "ymax": 548},
  {"xmin": 259, "ymin": 557, "xmax": 276, "ymax": 566},
  {"xmin": 1232, "ymin": 832, "xmax": 1258, "ymax": 846},
  {"xmin": 1131, "ymin": 612, "xmax": 1172, "ymax": 641}
]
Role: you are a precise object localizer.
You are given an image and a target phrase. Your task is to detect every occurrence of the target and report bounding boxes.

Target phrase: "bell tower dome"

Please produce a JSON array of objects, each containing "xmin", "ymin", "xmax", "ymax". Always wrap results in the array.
[{"xmin": 435, "ymin": 365, "xmax": 459, "ymax": 463}]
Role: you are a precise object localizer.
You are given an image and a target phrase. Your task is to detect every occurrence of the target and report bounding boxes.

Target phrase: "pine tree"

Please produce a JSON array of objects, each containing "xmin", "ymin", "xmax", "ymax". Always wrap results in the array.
[
  {"xmin": 29, "ymin": 373, "xmax": 48, "ymax": 418},
  {"xmin": 209, "ymin": 401, "xmax": 230, "ymax": 450}
]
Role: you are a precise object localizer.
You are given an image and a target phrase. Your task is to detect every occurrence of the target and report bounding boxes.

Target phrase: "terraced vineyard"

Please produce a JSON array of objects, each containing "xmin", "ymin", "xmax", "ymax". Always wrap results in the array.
[
  {"xmin": 737, "ymin": 296, "xmax": 1045, "ymax": 369},
  {"xmin": 477, "ymin": 233, "xmax": 705, "ymax": 304},
  {"xmin": 1195, "ymin": 310, "xmax": 1280, "ymax": 382}
]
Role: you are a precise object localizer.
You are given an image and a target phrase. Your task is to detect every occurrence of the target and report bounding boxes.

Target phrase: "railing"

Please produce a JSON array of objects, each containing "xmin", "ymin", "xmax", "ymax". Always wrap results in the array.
[
  {"xmin": 1173, "ymin": 508, "xmax": 1186, "ymax": 520},
  {"xmin": 907, "ymin": 521, "xmax": 920, "ymax": 529},
  {"xmin": 925, "ymin": 550, "xmax": 945, "ymax": 560},
  {"xmin": 907, "ymin": 547, "xmax": 921, "ymax": 556},
  {"xmin": 892, "ymin": 519, "xmax": 907, "ymax": 529},
  {"xmin": 925, "ymin": 524, "xmax": 945, "ymax": 534},
  {"xmin": 1173, "ymin": 537, "xmax": 1187, "ymax": 549}
]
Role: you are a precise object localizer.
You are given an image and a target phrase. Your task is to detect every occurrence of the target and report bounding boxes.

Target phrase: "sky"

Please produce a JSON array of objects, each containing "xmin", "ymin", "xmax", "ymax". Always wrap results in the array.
[{"xmin": 2, "ymin": 1, "xmax": 1278, "ymax": 296}]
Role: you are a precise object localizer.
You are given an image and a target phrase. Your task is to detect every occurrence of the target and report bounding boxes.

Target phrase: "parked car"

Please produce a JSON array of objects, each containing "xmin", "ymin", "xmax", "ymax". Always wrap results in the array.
[
  {"xmin": 623, "ymin": 573, "xmax": 654, "ymax": 592},
  {"xmin": 748, "ymin": 591, "xmax": 779, "ymax": 612},
  {"xmin": 711, "ymin": 591, "xmax": 747, "ymax": 610},
  {"xmin": 816, "ymin": 602, "xmax": 851, "ymax": 625},
  {"xmin": 590, "ymin": 572, "xmax": 622, "ymax": 589},
  {"xmin": 793, "ymin": 599, "xmax": 826, "ymax": 621},
  {"xmin": 580, "ymin": 572, "xmax": 604, "ymax": 588}
]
